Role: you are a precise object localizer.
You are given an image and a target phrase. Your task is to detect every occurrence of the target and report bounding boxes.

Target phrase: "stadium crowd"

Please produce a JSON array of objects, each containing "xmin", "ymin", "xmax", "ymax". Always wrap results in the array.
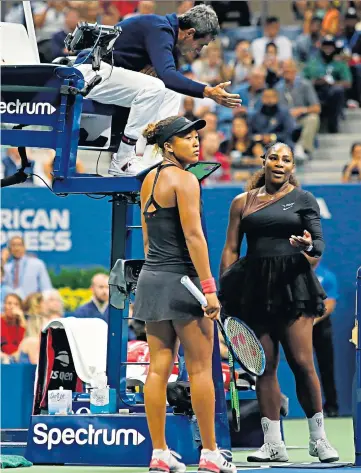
[{"xmin": 1, "ymin": 0, "xmax": 361, "ymax": 184}]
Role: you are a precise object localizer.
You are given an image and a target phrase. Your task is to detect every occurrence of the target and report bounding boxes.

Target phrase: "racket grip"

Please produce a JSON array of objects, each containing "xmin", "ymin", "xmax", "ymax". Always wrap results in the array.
[
  {"xmin": 181, "ymin": 276, "xmax": 207, "ymax": 307},
  {"xmin": 232, "ymin": 408, "xmax": 240, "ymax": 432}
]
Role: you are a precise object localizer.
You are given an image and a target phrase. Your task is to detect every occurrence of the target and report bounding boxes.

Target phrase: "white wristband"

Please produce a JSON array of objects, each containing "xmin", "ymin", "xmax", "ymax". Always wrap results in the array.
[{"xmin": 305, "ymin": 244, "xmax": 313, "ymax": 253}]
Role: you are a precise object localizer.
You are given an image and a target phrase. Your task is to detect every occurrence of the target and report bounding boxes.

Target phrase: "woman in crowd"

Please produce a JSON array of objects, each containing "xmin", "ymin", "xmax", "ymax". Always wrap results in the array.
[{"xmin": 1, "ymin": 293, "xmax": 26, "ymax": 356}]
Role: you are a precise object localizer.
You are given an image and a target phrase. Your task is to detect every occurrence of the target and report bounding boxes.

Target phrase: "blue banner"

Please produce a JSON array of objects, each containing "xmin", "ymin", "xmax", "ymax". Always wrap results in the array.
[{"xmin": 27, "ymin": 413, "xmax": 200, "ymax": 466}]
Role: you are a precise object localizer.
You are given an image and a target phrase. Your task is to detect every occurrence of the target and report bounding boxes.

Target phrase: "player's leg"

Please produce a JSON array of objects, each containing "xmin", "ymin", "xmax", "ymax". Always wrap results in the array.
[
  {"xmin": 144, "ymin": 321, "xmax": 186, "ymax": 472},
  {"xmin": 77, "ymin": 63, "xmax": 166, "ymax": 173},
  {"xmin": 174, "ymin": 318, "xmax": 236, "ymax": 473},
  {"xmin": 281, "ymin": 316, "xmax": 339, "ymax": 462},
  {"xmin": 136, "ymin": 88, "xmax": 183, "ymax": 169},
  {"xmin": 248, "ymin": 331, "xmax": 288, "ymax": 462}
]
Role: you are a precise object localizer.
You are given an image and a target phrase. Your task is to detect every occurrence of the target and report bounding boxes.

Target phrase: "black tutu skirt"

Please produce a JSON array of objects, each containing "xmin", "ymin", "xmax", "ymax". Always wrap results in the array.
[{"xmin": 219, "ymin": 253, "xmax": 326, "ymax": 334}]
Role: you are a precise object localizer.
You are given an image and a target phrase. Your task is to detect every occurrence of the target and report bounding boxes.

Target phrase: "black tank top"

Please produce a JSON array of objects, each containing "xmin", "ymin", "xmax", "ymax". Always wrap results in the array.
[{"xmin": 142, "ymin": 164, "xmax": 197, "ymax": 276}]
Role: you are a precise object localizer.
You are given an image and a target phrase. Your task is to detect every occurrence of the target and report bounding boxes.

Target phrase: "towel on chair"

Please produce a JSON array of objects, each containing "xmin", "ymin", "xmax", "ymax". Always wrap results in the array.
[{"xmin": 42, "ymin": 317, "xmax": 108, "ymax": 383}]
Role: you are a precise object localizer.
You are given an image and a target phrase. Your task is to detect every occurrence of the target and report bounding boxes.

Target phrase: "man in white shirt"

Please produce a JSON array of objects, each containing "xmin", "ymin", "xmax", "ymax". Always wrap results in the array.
[{"xmin": 251, "ymin": 16, "xmax": 293, "ymax": 66}]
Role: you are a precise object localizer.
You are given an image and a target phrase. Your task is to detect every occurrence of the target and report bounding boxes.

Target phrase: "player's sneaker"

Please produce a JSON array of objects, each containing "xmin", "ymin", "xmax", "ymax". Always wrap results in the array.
[
  {"xmin": 149, "ymin": 448, "xmax": 186, "ymax": 473},
  {"xmin": 108, "ymin": 151, "xmax": 137, "ymax": 176},
  {"xmin": 198, "ymin": 448, "xmax": 237, "ymax": 473},
  {"xmin": 247, "ymin": 441, "xmax": 289, "ymax": 462},
  {"xmin": 309, "ymin": 438, "xmax": 339, "ymax": 463}
]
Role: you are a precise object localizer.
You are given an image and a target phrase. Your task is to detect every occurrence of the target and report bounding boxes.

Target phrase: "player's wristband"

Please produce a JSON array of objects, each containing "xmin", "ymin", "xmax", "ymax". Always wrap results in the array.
[
  {"xmin": 305, "ymin": 244, "xmax": 314, "ymax": 253},
  {"xmin": 201, "ymin": 277, "xmax": 217, "ymax": 294}
]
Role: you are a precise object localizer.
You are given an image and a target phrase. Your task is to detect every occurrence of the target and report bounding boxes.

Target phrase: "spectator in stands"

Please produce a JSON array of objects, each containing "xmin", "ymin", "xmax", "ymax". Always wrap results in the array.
[
  {"xmin": 199, "ymin": 131, "xmax": 231, "ymax": 183},
  {"xmin": 317, "ymin": 0, "xmax": 341, "ymax": 36},
  {"xmin": 230, "ymin": 39, "xmax": 253, "ymax": 86},
  {"xmin": 42, "ymin": 289, "xmax": 64, "ymax": 322},
  {"xmin": 206, "ymin": 1, "xmax": 251, "ymax": 27},
  {"xmin": 75, "ymin": 4, "xmax": 240, "ymax": 176},
  {"xmin": 13, "ymin": 292, "xmax": 45, "ymax": 364},
  {"xmin": 263, "ymin": 42, "xmax": 282, "ymax": 88},
  {"xmin": 251, "ymin": 16, "xmax": 293, "ymax": 66},
  {"xmin": 198, "ymin": 111, "xmax": 225, "ymax": 142},
  {"xmin": 295, "ymin": 16, "xmax": 323, "ymax": 63},
  {"xmin": 233, "ymin": 66, "xmax": 266, "ymax": 114},
  {"xmin": 1, "ymin": 293, "xmax": 26, "ymax": 355},
  {"xmin": 42, "ymin": 153, "xmax": 85, "ymax": 187},
  {"xmin": 303, "ymin": 36, "xmax": 352, "ymax": 133},
  {"xmin": 182, "ymin": 97, "xmax": 198, "ymax": 121},
  {"xmin": 75, "ymin": 0, "xmax": 103, "ymax": 23},
  {"xmin": 179, "ymin": 65, "xmax": 216, "ymax": 117},
  {"xmin": 100, "ymin": 1, "xmax": 121, "ymax": 25},
  {"xmin": 51, "ymin": 6, "xmax": 80, "ymax": 61},
  {"xmin": 73, "ymin": 273, "xmax": 109, "ymax": 323},
  {"xmin": 3, "ymin": 236, "xmax": 52, "ymax": 299},
  {"xmin": 306, "ymin": 255, "xmax": 340, "ymax": 417},
  {"xmin": 177, "ymin": 1, "xmax": 195, "ymax": 15},
  {"xmin": 23, "ymin": 292, "xmax": 45, "ymax": 338},
  {"xmin": 342, "ymin": 141, "xmax": 361, "ymax": 182},
  {"xmin": 220, "ymin": 114, "xmax": 263, "ymax": 181},
  {"xmin": 124, "ymin": 1, "xmax": 156, "ymax": 19},
  {"xmin": 216, "ymin": 66, "xmax": 266, "ymax": 136},
  {"xmin": 277, "ymin": 59, "xmax": 321, "ymax": 160},
  {"xmin": 340, "ymin": 8, "xmax": 361, "ymax": 105},
  {"xmin": 0, "ymin": 264, "xmax": 11, "ymax": 312},
  {"xmin": 292, "ymin": 0, "xmax": 310, "ymax": 20},
  {"xmin": 108, "ymin": 1, "xmax": 139, "ymax": 20},
  {"xmin": 248, "ymin": 88, "xmax": 297, "ymax": 149},
  {"xmin": 0, "ymin": 147, "xmax": 35, "ymax": 185},
  {"xmin": 192, "ymin": 41, "xmax": 230, "ymax": 87},
  {"xmin": 33, "ymin": 1, "xmax": 67, "ymax": 62}
]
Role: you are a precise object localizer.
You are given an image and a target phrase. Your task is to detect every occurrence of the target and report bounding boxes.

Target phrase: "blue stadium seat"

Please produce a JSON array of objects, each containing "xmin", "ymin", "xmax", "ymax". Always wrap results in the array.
[
  {"xmin": 279, "ymin": 25, "xmax": 303, "ymax": 41},
  {"xmin": 219, "ymin": 26, "xmax": 262, "ymax": 50}
]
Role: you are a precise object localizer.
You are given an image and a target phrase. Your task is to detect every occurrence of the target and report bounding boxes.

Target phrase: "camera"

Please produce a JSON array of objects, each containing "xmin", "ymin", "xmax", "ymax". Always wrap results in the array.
[{"xmin": 65, "ymin": 22, "xmax": 122, "ymax": 71}]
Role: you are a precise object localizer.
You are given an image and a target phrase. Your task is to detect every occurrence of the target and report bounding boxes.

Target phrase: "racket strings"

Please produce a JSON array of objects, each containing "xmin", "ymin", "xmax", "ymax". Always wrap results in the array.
[{"xmin": 226, "ymin": 318, "xmax": 264, "ymax": 375}]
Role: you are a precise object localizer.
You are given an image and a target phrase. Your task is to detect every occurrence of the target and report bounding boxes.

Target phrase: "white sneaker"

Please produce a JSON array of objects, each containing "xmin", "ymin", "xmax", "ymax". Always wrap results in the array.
[
  {"xmin": 149, "ymin": 448, "xmax": 186, "ymax": 473},
  {"xmin": 309, "ymin": 438, "xmax": 339, "ymax": 463},
  {"xmin": 198, "ymin": 448, "xmax": 237, "ymax": 473},
  {"xmin": 247, "ymin": 441, "xmax": 289, "ymax": 462},
  {"xmin": 108, "ymin": 152, "xmax": 137, "ymax": 176},
  {"xmin": 126, "ymin": 155, "xmax": 160, "ymax": 175}
]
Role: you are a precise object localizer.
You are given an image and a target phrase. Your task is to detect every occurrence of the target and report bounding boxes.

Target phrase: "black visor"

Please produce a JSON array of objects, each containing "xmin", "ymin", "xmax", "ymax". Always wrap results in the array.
[{"xmin": 158, "ymin": 117, "xmax": 206, "ymax": 148}]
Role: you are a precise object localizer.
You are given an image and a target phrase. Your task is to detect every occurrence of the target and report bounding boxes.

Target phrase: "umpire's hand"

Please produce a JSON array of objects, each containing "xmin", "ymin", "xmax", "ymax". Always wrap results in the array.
[{"xmin": 204, "ymin": 81, "xmax": 241, "ymax": 108}]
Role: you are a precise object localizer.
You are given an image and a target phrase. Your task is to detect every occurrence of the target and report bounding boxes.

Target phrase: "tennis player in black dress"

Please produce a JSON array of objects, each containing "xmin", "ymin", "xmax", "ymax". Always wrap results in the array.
[
  {"xmin": 133, "ymin": 116, "xmax": 237, "ymax": 473},
  {"xmin": 219, "ymin": 142, "xmax": 339, "ymax": 463}
]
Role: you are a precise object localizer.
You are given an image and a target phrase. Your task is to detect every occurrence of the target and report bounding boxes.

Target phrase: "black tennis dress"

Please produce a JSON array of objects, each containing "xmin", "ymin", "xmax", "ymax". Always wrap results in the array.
[
  {"xmin": 133, "ymin": 164, "xmax": 203, "ymax": 322},
  {"xmin": 219, "ymin": 187, "xmax": 326, "ymax": 334}
]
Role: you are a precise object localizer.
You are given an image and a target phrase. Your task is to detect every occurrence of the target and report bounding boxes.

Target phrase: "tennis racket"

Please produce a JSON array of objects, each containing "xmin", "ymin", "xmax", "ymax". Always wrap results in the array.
[
  {"xmin": 181, "ymin": 276, "xmax": 266, "ymax": 431},
  {"xmin": 180, "ymin": 276, "xmax": 265, "ymax": 376},
  {"xmin": 180, "ymin": 276, "xmax": 241, "ymax": 431}
]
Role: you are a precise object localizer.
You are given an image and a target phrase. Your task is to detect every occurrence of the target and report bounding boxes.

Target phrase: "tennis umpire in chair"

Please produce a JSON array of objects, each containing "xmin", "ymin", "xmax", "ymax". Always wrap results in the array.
[{"xmin": 75, "ymin": 4, "xmax": 240, "ymax": 177}]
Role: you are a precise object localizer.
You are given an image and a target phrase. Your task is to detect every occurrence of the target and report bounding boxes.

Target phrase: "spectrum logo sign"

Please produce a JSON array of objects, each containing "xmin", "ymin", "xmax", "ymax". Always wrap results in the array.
[
  {"xmin": 33, "ymin": 423, "xmax": 146, "ymax": 450},
  {"xmin": 0, "ymin": 99, "xmax": 56, "ymax": 115}
]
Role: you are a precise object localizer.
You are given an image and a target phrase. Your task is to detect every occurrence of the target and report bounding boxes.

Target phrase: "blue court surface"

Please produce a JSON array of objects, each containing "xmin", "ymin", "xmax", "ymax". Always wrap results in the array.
[{"xmin": 6, "ymin": 418, "xmax": 358, "ymax": 472}]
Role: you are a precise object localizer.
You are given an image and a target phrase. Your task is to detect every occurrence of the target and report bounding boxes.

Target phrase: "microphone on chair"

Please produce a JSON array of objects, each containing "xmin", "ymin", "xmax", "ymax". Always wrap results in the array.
[{"xmin": 1, "ymin": 170, "xmax": 29, "ymax": 188}]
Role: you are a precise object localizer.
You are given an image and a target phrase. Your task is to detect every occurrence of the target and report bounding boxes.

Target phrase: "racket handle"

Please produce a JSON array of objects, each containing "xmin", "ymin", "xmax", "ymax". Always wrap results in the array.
[
  {"xmin": 181, "ymin": 276, "xmax": 207, "ymax": 307},
  {"xmin": 232, "ymin": 408, "xmax": 240, "ymax": 432}
]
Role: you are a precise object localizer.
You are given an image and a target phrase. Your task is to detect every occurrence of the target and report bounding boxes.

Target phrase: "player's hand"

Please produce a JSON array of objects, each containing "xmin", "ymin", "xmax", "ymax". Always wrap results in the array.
[
  {"xmin": 289, "ymin": 229, "xmax": 313, "ymax": 249},
  {"xmin": 204, "ymin": 82, "xmax": 241, "ymax": 108},
  {"xmin": 203, "ymin": 293, "xmax": 221, "ymax": 320}
]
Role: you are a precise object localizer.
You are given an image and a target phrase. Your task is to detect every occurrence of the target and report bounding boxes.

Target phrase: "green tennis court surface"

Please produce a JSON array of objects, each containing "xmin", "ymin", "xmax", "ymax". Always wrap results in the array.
[{"xmin": 8, "ymin": 418, "xmax": 357, "ymax": 472}]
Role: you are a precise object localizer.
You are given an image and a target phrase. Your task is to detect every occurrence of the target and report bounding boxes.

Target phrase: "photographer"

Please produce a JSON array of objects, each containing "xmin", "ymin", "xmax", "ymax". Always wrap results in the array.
[{"xmin": 75, "ymin": 5, "xmax": 240, "ymax": 176}]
